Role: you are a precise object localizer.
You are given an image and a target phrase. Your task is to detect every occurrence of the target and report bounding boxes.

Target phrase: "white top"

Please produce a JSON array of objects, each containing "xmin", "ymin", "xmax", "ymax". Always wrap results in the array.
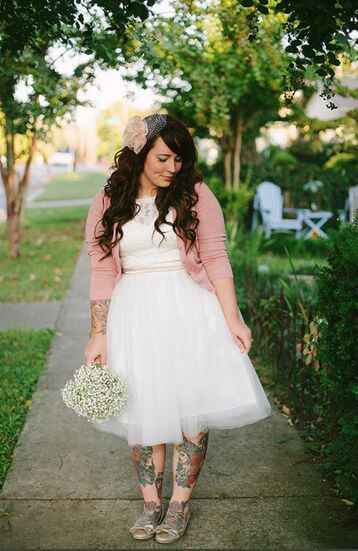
[{"xmin": 119, "ymin": 196, "xmax": 185, "ymax": 274}]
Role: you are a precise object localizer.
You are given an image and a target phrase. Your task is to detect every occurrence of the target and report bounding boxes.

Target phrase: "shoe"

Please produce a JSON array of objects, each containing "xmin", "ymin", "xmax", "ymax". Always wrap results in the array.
[
  {"xmin": 155, "ymin": 500, "xmax": 191, "ymax": 544},
  {"xmin": 129, "ymin": 501, "xmax": 164, "ymax": 540}
]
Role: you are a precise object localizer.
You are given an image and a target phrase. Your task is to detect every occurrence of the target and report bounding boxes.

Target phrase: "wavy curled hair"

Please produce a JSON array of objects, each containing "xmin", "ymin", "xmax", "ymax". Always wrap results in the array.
[{"xmin": 95, "ymin": 114, "xmax": 204, "ymax": 261}]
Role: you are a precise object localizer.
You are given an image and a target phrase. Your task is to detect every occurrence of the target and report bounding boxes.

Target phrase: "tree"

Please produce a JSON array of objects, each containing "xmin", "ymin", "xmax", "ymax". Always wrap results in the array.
[
  {"xmin": 0, "ymin": 1, "xmax": 159, "ymax": 58},
  {"xmin": 96, "ymin": 101, "xmax": 146, "ymax": 162},
  {"xmin": 123, "ymin": 0, "xmax": 288, "ymax": 189},
  {"xmin": 238, "ymin": 0, "xmax": 358, "ymax": 109},
  {"xmin": 0, "ymin": 50, "xmax": 96, "ymax": 256},
  {"xmin": 0, "ymin": 0, "xmax": 160, "ymax": 257}
]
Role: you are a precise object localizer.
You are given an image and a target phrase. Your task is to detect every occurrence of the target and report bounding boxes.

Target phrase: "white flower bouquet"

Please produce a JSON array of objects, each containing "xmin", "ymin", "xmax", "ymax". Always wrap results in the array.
[{"xmin": 61, "ymin": 362, "xmax": 129, "ymax": 423}]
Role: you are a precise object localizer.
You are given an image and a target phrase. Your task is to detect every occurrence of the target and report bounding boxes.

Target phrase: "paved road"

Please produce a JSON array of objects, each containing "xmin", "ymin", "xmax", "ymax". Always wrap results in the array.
[
  {"xmin": 0, "ymin": 165, "xmax": 66, "ymax": 210},
  {"xmin": 0, "ymin": 163, "xmax": 102, "ymax": 219},
  {"xmin": 0, "ymin": 245, "xmax": 357, "ymax": 549}
]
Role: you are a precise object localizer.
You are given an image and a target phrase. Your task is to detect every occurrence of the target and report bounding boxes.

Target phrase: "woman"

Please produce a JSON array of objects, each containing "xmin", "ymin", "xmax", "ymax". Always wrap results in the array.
[{"xmin": 84, "ymin": 113, "xmax": 272, "ymax": 544}]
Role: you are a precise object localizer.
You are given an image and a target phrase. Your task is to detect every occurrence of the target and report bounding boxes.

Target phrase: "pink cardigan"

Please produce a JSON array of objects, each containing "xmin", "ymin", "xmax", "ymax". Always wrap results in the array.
[{"xmin": 85, "ymin": 181, "xmax": 234, "ymax": 301}]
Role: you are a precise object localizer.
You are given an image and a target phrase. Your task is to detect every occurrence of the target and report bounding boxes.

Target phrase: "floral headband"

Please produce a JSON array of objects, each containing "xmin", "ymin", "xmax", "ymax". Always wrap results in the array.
[{"xmin": 122, "ymin": 113, "xmax": 168, "ymax": 154}]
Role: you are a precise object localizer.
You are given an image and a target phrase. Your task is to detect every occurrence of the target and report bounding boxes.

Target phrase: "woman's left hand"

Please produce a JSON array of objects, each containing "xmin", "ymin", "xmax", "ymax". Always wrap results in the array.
[{"xmin": 226, "ymin": 318, "xmax": 253, "ymax": 354}]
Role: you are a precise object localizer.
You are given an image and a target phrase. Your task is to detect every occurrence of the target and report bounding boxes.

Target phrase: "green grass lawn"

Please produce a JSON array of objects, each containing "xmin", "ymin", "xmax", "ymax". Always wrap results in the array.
[
  {"xmin": 0, "ymin": 205, "xmax": 328, "ymax": 302},
  {"xmin": 0, "ymin": 329, "xmax": 56, "ymax": 490},
  {"xmin": 0, "ymin": 206, "xmax": 89, "ymax": 302},
  {"xmin": 1, "ymin": 172, "xmax": 329, "ymax": 303},
  {"xmin": 34, "ymin": 170, "xmax": 106, "ymax": 201},
  {"xmin": 257, "ymin": 252, "xmax": 328, "ymax": 275}
]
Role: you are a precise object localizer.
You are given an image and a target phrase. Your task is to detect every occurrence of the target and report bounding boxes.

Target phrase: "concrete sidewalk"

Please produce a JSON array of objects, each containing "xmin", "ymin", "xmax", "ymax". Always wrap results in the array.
[
  {"xmin": 1, "ymin": 245, "xmax": 357, "ymax": 550},
  {"xmin": 26, "ymin": 198, "xmax": 93, "ymax": 208},
  {"xmin": 0, "ymin": 301, "xmax": 62, "ymax": 330}
]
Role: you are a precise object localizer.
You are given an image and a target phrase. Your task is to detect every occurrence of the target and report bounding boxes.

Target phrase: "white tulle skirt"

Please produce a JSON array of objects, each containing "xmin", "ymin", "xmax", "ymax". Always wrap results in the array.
[{"xmin": 92, "ymin": 267, "xmax": 273, "ymax": 447}]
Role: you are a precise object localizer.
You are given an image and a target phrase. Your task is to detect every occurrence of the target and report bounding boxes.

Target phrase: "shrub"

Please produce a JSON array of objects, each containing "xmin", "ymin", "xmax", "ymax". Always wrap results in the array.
[
  {"xmin": 260, "ymin": 232, "xmax": 332, "ymax": 258},
  {"xmin": 229, "ymin": 220, "xmax": 358, "ymax": 505},
  {"xmin": 206, "ymin": 175, "xmax": 254, "ymax": 245},
  {"xmin": 314, "ymin": 217, "xmax": 358, "ymax": 504}
]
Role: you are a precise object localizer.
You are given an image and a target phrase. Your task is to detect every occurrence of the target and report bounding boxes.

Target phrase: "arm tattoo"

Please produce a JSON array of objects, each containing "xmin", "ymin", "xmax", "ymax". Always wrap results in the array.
[{"xmin": 90, "ymin": 299, "xmax": 111, "ymax": 337}]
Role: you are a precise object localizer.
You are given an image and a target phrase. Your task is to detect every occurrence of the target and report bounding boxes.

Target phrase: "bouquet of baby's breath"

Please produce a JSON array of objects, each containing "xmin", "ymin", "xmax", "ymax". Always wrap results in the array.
[{"xmin": 61, "ymin": 362, "xmax": 128, "ymax": 423}]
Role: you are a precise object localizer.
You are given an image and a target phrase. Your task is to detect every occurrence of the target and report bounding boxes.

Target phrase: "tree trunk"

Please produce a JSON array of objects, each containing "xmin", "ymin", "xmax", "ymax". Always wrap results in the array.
[
  {"xmin": 232, "ymin": 114, "xmax": 243, "ymax": 191},
  {"xmin": 222, "ymin": 113, "xmax": 245, "ymax": 191},
  {"xmin": 224, "ymin": 150, "xmax": 232, "ymax": 190},
  {"xmin": 73, "ymin": 149, "xmax": 78, "ymax": 172},
  {"xmin": 242, "ymin": 135, "xmax": 259, "ymax": 165},
  {"xmin": 3, "ymin": 170, "xmax": 21, "ymax": 258},
  {"xmin": 1, "ymin": 132, "xmax": 37, "ymax": 258},
  {"xmin": 7, "ymin": 207, "xmax": 21, "ymax": 258}
]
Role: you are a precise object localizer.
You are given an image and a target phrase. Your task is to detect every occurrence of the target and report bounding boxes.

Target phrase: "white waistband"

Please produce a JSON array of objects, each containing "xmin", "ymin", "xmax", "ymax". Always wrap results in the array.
[{"xmin": 122, "ymin": 266, "xmax": 186, "ymax": 275}]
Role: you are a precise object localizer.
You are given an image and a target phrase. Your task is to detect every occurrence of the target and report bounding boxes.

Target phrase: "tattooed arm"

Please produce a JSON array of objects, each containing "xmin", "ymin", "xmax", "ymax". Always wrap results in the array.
[
  {"xmin": 84, "ymin": 191, "xmax": 117, "ymax": 364},
  {"xmin": 90, "ymin": 299, "xmax": 111, "ymax": 337},
  {"xmin": 195, "ymin": 182, "xmax": 252, "ymax": 354},
  {"xmin": 84, "ymin": 299, "xmax": 111, "ymax": 364}
]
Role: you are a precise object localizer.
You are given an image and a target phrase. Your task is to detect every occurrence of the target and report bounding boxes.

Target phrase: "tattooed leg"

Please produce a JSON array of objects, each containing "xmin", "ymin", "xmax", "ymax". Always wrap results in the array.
[
  {"xmin": 131, "ymin": 443, "xmax": 166, "ymax": 506},
  {"xmin": 170, "ymin": 431, "xmax": 209, "ymax": 505}
]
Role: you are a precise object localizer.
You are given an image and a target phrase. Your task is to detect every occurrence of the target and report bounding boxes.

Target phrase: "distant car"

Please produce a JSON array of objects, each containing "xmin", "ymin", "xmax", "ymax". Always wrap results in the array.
[{"xmin": 48, "ymin": 151, "xmax": 75, "ymax": 167}]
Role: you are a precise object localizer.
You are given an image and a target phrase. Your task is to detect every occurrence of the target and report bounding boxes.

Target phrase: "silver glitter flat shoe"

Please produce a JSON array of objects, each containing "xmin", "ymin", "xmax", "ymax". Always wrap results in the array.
[
  {"xmin": 155, "ymin": 500, "xmax": 191, "ymax": 544},
  {"xmin": 129, "ymin": 502, "xmax": 165, "ymax": 540}
]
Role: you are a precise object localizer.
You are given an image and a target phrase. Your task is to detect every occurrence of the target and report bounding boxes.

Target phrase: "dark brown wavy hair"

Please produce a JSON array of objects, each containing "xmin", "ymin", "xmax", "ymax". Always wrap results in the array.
[{"xmin": 95, "ymin": 114, "xmax": 204, "ymax": 261}]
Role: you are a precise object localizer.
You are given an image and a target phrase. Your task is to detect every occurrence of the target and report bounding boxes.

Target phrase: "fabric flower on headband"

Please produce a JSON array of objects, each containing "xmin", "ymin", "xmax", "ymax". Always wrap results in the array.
[{"xmin": 122, "ymin": 116, "xmax": 148, "ymax": 154}]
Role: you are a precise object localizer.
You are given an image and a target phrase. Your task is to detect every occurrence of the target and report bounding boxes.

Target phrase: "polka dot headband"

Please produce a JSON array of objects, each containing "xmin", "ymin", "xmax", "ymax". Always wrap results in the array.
[{"xmin": 122, "ymin": 113, "xmax": 168, "ymax": 154}]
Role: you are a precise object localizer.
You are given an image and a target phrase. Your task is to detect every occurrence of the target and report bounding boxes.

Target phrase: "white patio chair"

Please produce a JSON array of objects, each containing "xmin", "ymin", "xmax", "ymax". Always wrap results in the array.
[
  {"xmin": 338, "ymin": 185, "xmax": 358, "ymax": 223},
  {"xmin": 251, "ymin": 181, "xmax": 304, "ymax": 238}
]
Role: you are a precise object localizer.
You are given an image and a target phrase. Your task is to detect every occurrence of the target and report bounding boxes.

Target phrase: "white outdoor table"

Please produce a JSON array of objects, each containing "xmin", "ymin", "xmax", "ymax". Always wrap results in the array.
[{"xmin": 297, "ymin": 209, "xmax": 333, "ymax": 239}]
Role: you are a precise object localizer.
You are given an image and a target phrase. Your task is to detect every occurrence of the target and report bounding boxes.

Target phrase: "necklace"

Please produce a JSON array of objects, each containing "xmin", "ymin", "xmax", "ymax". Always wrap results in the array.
[
  {"xmin": 136, "ymin": 195, "xmax": 156, "ymax": 201},
  {"xmin": 135, "ymin": 197, "xmax": 158, "ymax": 225}
]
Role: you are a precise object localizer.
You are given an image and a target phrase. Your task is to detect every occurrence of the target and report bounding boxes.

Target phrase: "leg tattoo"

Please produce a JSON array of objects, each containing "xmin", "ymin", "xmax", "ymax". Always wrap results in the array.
[
  {"xmin": 132, "ymin": 445, "xmax": 157, "ymax": 486},
  {"xmin": 175, "ymin": 431, "xmax": 209, "ymax": 489},
  {"xmin": 161, "ymin": 432, "xmax": 209, "ymax": 539},
  {"xmin": 155, "ymin": 470, "xmax": 164, "ymax": 500},
  {"xmin": 131, "ymin": 445, "xmax": 164, "ymax": 501}
]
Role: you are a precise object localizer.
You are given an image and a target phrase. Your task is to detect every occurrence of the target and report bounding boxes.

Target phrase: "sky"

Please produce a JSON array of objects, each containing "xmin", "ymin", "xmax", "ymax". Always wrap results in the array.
[
  {"xmin": 76, "ymin": 0, "xmax": 175, "ymax": 115},
  {"xmin": 14, "ymin": 0, "xmax": 358, "ymax": 156},
  {"xmin": 15, "ymin": 0, "xmax": 174, "ymax": 115},
  {"xmin": 78, "ymin": 69, "xmax": 157, "ymax": 113},
  {"xmin": 69, "ymin": 0, "xmax": 178, "ymax": 158}
]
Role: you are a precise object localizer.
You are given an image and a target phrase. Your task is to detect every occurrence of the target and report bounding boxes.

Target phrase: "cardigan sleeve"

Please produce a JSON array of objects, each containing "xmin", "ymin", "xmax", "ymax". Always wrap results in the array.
[
  {"xmin": 196, "ymin": 181, "xmax": 234, "ymax": 281},
  {"xmin": 85, "ymin": 189, "xmax": 117, "ymax": 301}
]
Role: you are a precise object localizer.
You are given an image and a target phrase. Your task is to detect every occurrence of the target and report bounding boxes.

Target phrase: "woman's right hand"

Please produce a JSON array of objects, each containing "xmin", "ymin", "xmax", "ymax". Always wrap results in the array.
[{"xmin": 84, "ymin": 334, "xmax": 107, "ymax": 365}]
